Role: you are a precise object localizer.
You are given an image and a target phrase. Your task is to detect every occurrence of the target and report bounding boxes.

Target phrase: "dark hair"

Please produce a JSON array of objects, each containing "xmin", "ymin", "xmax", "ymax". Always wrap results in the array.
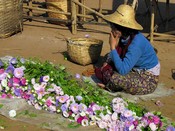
[{"xmin": 110, "ymin": 23, "xmax": 138, "ymax": 37}]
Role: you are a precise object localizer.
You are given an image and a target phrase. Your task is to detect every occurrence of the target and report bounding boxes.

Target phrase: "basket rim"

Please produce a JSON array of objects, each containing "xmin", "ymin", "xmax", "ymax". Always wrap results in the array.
[{"xmin": 67, "ymin": 37, "xmax": 103, "ymax": 46}]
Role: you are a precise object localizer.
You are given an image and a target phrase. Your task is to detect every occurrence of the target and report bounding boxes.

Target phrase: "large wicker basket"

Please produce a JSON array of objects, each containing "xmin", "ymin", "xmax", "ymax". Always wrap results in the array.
[
  {"xmin": 0, "ymin": 0, "xmax": 23, "ymax": 38},
  {"xmin": 46, "ymin": 0, "xmax": 70, "ymax": 25},
  {"xmin": 67, "ymin": 38, "xmax": 103, "ymax": 66}
]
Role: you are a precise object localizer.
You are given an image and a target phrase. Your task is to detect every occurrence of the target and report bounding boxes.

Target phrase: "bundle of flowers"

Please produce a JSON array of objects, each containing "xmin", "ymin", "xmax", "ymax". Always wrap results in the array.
[{"xmin": 0, "ymin": 57, "xmax": 174, "ymax": 131}]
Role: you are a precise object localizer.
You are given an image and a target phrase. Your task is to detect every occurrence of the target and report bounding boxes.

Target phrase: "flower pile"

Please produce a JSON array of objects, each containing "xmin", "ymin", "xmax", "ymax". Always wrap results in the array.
[{"xmin": 0, "ymin": 57, "xmax": 174, "ymax": 131}]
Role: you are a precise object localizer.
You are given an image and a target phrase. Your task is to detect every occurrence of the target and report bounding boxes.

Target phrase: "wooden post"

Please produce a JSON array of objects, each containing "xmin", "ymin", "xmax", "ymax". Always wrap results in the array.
[
  {"xmin": 81, "ymin": 0, "xmax": 86, "ymax": 21},
  {"xmin": 98, "ymin": 0, "xmax": 102, "ymax": 22},
  {"xmin": 165, "ymin": 0, "xmax": 169, "ymax": 31},
  {"xmin": 71, "ymin": 0, "xmax": 77, "ymax": 34},
  {"xmin": 27, "ymin": 0, "xmax": 33, "ymax": 21},
  {"xmin": 124, "ymin": 0, "xmax": 128, "ymax": 4},
  {"xmin": 150, "ymin": 0, "xmax": 155, "ymax": 42}
]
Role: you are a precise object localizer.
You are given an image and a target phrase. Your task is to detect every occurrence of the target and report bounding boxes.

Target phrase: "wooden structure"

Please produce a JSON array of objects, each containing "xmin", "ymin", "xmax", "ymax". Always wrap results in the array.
[
  {"xmin": 149, "ymin": 0, "xmax": 175, "ymax": 42},
  {"xmin": 23, "ymin": 0, "xmax": 175, "ymax": 42}
]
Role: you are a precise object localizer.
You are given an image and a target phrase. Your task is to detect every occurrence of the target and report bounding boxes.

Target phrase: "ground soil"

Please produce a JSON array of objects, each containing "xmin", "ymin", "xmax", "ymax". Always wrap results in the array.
[{"xmin": 0, "ymin": 16, "xmax": 175, "ymax": 131}]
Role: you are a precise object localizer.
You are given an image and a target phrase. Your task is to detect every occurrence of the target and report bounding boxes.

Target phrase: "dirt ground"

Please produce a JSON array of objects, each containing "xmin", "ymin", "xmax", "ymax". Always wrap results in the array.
[{"xmin": 0, "ymin": 18, "xmax": 175, "ymax": 130}]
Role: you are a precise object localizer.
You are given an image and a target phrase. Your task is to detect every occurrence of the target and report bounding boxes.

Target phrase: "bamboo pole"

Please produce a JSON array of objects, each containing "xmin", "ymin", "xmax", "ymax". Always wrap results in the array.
[
  {"xmin": 72, "ymin": 0, "xmax": 104, "ymax": 18},
  {"xmin": 27, "ymin": 0, "xmax": 33, "ymax": 21},
  {"xmin": 153, "ymin": 32, "xmax": 175, "ymax": 38},
  {"xmin": 150, "ymin": 0, "xmax": 155, "ymax": 42},
  {"xmin": 98, "ymin": 0, "xmax": 102, "ymax": 22},
  {"xmin": 23, "ymin": 5, "xmax": 70, "ymax": 15},
  {"xmin": 165, "ymin": 0, "xmax": 169, "ymax": 31},
  {"xmin": 71, "ymin": 0, "xmax": 77, "ymax": 34},
  {"xmin": 132, "ymin": 0, "xmax": 138, "ymax": 9},
  {"xmin": 81, "ymin": 0, "xmax": 86, "ymax": 21},
  {"xmin": 23, "ymin": 5, "xmax": 93, "ymax": 19}
]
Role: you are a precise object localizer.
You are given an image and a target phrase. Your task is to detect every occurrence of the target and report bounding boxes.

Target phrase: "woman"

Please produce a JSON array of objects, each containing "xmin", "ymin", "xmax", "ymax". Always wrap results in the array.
[{"xmin": 95, "ymin": 4, "xmax": 160, "ymax": 95}]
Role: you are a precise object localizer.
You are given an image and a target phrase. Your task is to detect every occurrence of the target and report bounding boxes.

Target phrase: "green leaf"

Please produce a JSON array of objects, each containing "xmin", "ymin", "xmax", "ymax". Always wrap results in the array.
[
  {"xmin": 67, "ymin": 122, "xmax": 81, "ymax": 128},
  {"xmin": 0, "ymin": 104, "xmax": 3, "ymax": 109}
]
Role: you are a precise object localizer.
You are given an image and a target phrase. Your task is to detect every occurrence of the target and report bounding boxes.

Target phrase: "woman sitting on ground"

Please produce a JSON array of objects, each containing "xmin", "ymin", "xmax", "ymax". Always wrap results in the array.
[{"xmin": 95, "ymin": 4, "xmax": 160, "ymax": 95}]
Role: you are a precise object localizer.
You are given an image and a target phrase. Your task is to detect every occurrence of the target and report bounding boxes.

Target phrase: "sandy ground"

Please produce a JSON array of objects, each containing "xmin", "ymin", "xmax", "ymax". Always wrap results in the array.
[
  {"xmin": 0, "ymin": 0, "xmax": 175, "ymax": 129},
  {"xmin": 0, "ymin": 20, "xmax": 175, "ymax": 130}
]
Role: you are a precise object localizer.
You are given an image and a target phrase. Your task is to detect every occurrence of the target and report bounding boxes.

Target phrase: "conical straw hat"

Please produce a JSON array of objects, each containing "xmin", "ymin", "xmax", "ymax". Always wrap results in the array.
[{"xmin": 103, "ymin": 4, "xmax": 143, "ymax": 30}]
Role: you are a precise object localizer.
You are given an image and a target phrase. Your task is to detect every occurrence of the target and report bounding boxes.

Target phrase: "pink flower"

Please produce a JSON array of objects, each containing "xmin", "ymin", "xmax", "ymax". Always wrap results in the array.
[
  {"xmin": 14, "ymin": 68, "xmax": 24, "ymax": 78},
  {"xmin": 20, "ymin": 77, "xmax": 27, "ymax": 86},
  {"xmin": 133, "ymin": 120, "xmax": 139, "ymax": 126},
  {"xmin": 0, "ymin": 72, "xmax": 7, "ymax": 81},
  {"xmin": 153, "ymin": 115, "xmax": 160, "ymax": 125},
  {"xmin": 13, "ymin": 77, "xmax": 20, "ymax": 86},
  {"xmin": 58, "ymin": 95, "xmax": 69, "ymax": 103},
  {"xmin": 78, "ymin": 103, "xmax": 87, "ymax": 112},
  {"xmin": 36, "ymin": 87, "xmax": 46, "ymax": 99},
  {"xmin": 70, "ymin": 103, "xmax": 79, "ymax": 114},
  {"xmin": 46, "ymin": 98, "xmax": 52, "ymax": 107},
  {"xmin": 0, "ymin": 69, "xmax": 5, "ymax": 74},
  {"xmin": 49, "ymin": 105, "xmax": 56, "ymax": 112},
  {"xmin": 1, "ymin": 93, "xmax": 7, "ymax": 98},
  {"xmin": 77, "ymin": 116, "xmax": 88, "ymax": 124},
  {"xmin": 123, "ymin": 110, "xmax": 133, "ymax": 118}
]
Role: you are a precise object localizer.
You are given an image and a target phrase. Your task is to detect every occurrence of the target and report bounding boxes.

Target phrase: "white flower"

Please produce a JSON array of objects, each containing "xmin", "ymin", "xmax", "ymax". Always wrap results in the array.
[
  {"xmin": 57, "ymin": 109, "xmax": 61, "ymax": 113},
  {"xmin": 71, "ymin": 113, "xmax": 75, "ymax": 117},
  {"xmin": 149, "ymin": 123, "xmax": 158, "ymax": 131},
  {"xmin": 1, "ymin": 79, "xmax": 7, "ymax": 87},
  {"xmin": 43, "ymin": 75, "xmax": 50, "ymax": 82},
  {"xmin": 97, "ymin": 120, "xmax": 108, "ymax": 129},
  {"xmin": 62, "ymin": 111, "xmax": 69, "ymax": 118},
  {"xmin": 89, "ymin": 120, "xmax": 96, "ymax": 125},
  {"xmin": 80, "ymin": 111, "xmax": 86, "ymax": 117},
  {"xmin": 129, "ymin": 124, "xmax": 135, "ymax": 130},
  {"xmin": 31, "ymin": 78, "xmax": 36, "ymax": 85},
  {"xmin": 81, "ymin": 119, "xmax": 89, "ymax": 126},
  {"xmin": 111, "ymin": 112, "xmax": 118, "ymax": 121},
  {"xmin": 9, "ymin": 110, "xmax": 16, "ymax": 118},
  {"xmin": 0, "ymin": 85, "xmax": 3, "ymax": 91}
]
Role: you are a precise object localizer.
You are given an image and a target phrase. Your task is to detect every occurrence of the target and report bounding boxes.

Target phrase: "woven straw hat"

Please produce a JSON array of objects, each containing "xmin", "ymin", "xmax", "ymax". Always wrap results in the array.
[{"xmin": 103, "ymin": 4, "xmax": 143, "ymax": 30}]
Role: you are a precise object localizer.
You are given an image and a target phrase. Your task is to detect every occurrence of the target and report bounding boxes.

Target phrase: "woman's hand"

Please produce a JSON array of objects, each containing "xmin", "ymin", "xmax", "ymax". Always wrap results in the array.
[
  {"xmin": 101, "ymin": 62, "xmax": 108, "ymax": 71},
  {"xmin": 109, "ymin": 30, "xmax": 121, "ymax": 50}
]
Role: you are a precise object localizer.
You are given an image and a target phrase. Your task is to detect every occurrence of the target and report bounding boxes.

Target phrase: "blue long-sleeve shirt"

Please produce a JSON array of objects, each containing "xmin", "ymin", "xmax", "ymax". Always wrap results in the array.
[{"xmin": 110, "ymin": 32, "xmax": 159, "ymax": 75}]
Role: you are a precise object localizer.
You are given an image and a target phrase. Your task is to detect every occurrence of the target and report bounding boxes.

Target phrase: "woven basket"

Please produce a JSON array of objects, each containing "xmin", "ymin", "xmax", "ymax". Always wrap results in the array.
[
  {"xmin": 46, "ymin": 0, "xmax": 70, "ymax": 25},
  {"xmin": 0, "ymin": 0, "xmax": 23, "ymax": 38},
  {"xmin": 67, "ymin": 38, "xmax": 103, "ymax": 66}
]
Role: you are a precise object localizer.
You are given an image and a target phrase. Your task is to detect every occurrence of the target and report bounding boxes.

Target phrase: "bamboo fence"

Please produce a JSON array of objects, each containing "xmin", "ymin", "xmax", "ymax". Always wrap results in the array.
[{"xmin": 23, "ymin": 0, "xmax": 174, "ymax": 42}]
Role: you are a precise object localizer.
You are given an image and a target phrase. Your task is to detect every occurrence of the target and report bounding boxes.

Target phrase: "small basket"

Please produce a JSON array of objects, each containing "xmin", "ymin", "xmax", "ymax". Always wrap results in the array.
[
  {"xmin": 67, "ymin": 38, "xmax": 103, "ymax": 66},
  {"xmin": 0, "ymin": 0, "xmax": 23, "ymax": 38}
]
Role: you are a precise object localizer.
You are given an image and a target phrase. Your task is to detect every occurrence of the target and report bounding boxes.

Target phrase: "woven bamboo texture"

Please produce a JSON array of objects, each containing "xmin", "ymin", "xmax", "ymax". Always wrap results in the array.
[
  {"xmin": 67, "ymin": 38, "xmax": 103, "ymax": 66},
  {"xmin": 46, "ymin": 0, "xmax": 70, "ymax": 25},
  {"xmin": 0, "ymin": 0, "xmax": 23, "ymax": 38}
]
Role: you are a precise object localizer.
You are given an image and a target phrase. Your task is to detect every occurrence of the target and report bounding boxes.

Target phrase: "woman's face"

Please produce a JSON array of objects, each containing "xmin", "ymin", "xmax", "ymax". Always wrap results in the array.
[
  {"xmin": 111, "ymin": 25, "xmax": 122, "ymax": 38},
  {"xmin": 110, "ymin": 24, "xmax": 129, "ymax": 40}
]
